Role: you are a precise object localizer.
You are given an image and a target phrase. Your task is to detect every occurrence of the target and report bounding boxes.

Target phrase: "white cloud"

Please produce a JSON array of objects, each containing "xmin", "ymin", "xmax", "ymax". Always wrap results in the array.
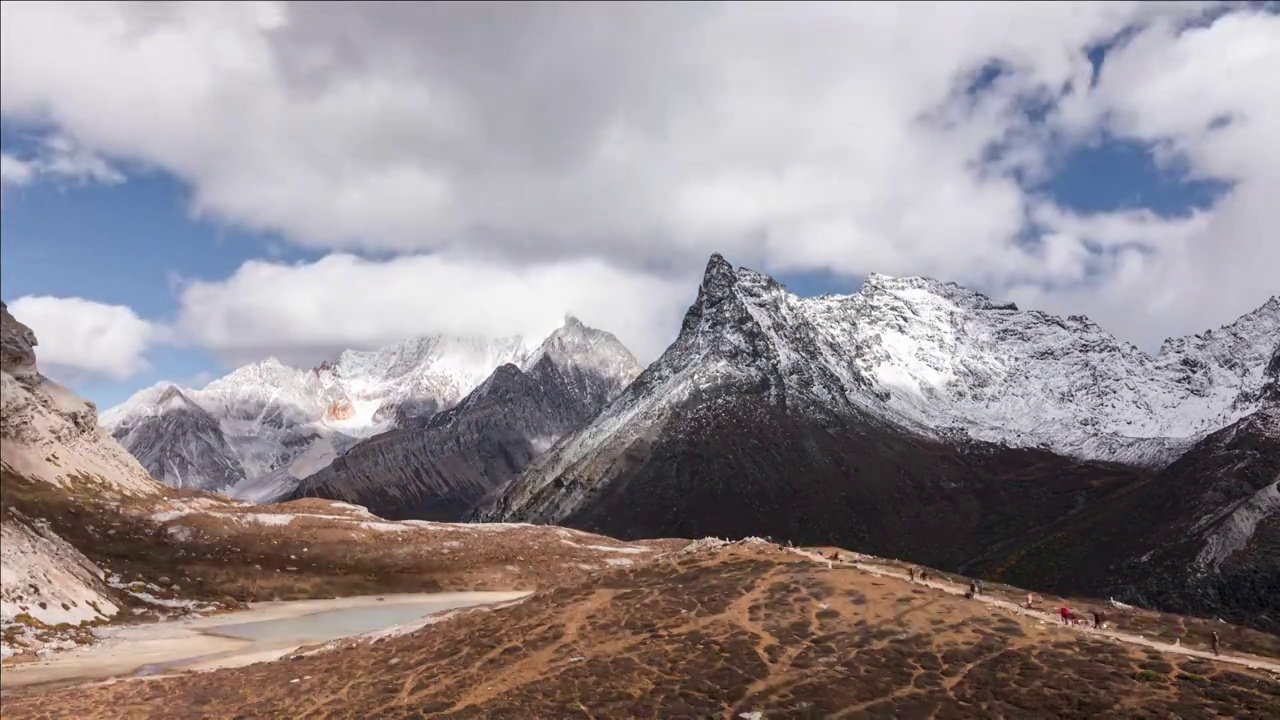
[
  {"xmin": 0, "ymin": 134, "xmax": 124, "ymax": 198},
  {"xmin": 30, "ymin": 134, "xmax": 126, "ymax": 185},
  {"xmin": 1, "ymin": 1, "xmax": 1275, "ymax": 360},
  {"xmin": 172, "ymin": 253, "xmax": 694, "ymax": 366},
  {"xmin": 1014, "ymin": 8, "xmax": 1280, "ymax": 344},
  {"xmin": 7, "ymin": 296, "xmax": 161, "ymax": 381}
]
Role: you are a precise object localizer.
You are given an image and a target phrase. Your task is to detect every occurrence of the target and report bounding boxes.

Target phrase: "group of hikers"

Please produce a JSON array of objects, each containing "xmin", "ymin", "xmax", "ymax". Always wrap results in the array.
[
  {"xmin": 840, "ymin": 555, "xmax": 1227, "ymax": 659},
  {"xmin": 1058, "ymin": 605, "xmax": 1108, "ymax": 629},
  {"xmin": 908, "ymin": 566, "xmax": 984, "ymax": 598}
]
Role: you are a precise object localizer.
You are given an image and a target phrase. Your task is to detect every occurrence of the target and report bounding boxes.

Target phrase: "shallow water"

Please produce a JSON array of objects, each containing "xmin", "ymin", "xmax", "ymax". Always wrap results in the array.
[{"xmin": 204, "ymin": 598, "xmax": 482, "ymax": 644}]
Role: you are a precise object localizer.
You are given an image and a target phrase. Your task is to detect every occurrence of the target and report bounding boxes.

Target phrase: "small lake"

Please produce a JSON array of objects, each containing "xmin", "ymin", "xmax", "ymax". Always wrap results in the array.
[
  {"xmin": 204, "ymin": 597, "xmax": 494, "ymax": 645},
  {"xmin": 1, "ymin": 591, "xmax": 530, "ymax": 691}
]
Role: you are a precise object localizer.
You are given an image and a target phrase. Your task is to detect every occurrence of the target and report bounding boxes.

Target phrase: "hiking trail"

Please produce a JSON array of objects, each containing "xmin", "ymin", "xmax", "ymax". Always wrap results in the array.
[{"xmin": 787, "ymin": 548, "xmax": 1280, "ymax": 677}]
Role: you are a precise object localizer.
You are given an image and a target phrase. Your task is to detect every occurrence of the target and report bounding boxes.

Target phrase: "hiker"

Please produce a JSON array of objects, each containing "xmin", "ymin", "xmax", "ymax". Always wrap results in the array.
[
  {"xmin": 909, "ymin": 567, "xmax": 916, "ymax": 582},
  {"xmin": 975, "ymin": 578, "xmax": 984, "ymax": 596},
  {"xmin": 1060, "ymin": 607, "xmax": 1072, "ymax": 625},
  {"xmin": 1090, "ymin": 610, "xmax": 1099, "ymax": 629},
  {"xmin": 1212, "ymin": 631, "xmax": 1220, "ymax": 656}
]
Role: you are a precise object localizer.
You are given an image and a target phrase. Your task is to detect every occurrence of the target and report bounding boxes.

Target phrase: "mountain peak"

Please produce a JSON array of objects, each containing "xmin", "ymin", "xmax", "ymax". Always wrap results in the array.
[
  {"xmin": 700, "ymin": 252, "xmax": 737, "ymax": 298},
  {"xmin": 563, "ymin": 313, "xmax": 584, "ymax": 330}
]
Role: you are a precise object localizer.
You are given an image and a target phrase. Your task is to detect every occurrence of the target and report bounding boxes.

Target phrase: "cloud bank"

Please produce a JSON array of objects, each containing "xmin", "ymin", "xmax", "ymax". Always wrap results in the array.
[{"xmin": 1, "ymin": 1, "xmax": 1276, "ymax": 379}]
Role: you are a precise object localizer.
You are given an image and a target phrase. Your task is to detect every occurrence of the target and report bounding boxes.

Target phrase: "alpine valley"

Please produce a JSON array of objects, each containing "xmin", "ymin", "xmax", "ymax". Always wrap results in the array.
[{"xmin": 103, "ymin": 254, "xmax": 1279, "ymax": 630}]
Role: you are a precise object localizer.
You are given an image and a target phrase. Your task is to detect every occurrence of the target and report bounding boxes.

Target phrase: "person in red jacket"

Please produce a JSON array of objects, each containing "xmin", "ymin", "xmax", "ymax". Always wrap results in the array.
[{"xmin": 1060, "ymin": 606, "xmax": 1072, "ymax": 625}]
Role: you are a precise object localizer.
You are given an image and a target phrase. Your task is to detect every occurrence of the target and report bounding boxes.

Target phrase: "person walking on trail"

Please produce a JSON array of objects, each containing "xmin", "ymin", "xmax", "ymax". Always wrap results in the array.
[
  {"xmin": 1212, "ymin": 631, "xmax": 1220, "ymax": 656},
  {"xmin": 910, "ymin": 567, "xmax": 916, "ymax": 583},
  {"xmin": 1060, "ymin": 607, "xmax": 1072, "ymax": 625},
  {"xmin": 975, "ymin": 578, "xmax": 984, "ymax": 596}
]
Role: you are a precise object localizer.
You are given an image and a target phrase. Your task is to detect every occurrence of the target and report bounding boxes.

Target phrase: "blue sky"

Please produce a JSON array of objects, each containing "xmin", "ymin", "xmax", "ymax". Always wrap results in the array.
[
  {"xmin": 1, "ymin": 2, "xmax": 1275, "ymax": 411},
  {"xmin": 1, "ymin": 125, "xmax": 327, "ymax": 406}
]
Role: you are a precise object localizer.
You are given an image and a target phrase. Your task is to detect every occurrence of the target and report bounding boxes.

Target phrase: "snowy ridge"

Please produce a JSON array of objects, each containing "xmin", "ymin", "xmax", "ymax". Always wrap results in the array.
[{"xmin": 485, "ymin": 254, "xmax": 1280, "ymax": 522}]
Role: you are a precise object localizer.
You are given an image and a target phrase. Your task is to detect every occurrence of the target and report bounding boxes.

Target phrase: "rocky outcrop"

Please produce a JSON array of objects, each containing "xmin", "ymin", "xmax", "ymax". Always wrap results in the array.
[
  {"xmin": 2, "ymin": 302, "xmax": 164, "ymax": 647},
  {"xmin": 0, "ymin": 301, "xmax": 38, "ymax": 373}
]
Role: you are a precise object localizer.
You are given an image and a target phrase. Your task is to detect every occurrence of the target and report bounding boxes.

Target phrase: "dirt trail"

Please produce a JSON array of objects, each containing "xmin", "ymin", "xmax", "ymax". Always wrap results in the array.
[{"xmin": 788, "ymin": 548, "xmax": 1280, "ymax": 677}]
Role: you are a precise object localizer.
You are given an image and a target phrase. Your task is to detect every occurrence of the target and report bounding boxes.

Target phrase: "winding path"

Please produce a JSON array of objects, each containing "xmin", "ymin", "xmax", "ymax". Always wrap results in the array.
[{"xmin": 787, "ymin": 548, "xmax": 1280, "ymax": 677}]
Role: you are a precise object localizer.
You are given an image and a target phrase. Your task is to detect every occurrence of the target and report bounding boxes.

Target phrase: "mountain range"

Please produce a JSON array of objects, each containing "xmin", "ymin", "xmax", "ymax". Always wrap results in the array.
[
  {"xmin": 99, "ymin": 253, "xmax": 1278, "ymax": 628},
  {"xmin": 102, "ymin": 316, "xmax": 637, "ymax": 503}
]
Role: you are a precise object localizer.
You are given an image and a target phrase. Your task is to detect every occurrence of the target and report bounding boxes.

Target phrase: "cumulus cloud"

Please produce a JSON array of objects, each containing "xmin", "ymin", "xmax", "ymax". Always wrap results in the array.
[
  {"xmin": 7, "ymin": 296, "xmax": 161, "ymax": 381},
  {"xmin": 1, "ymin": 1, "xmax": 1275, "ymax": 362},
  {"xmin": 1013, "ymin": 9, "xmax": 1280, "ymax": 342},
  {"xmin": 172, "ymin": 252, "xmax": 694, "ymax": 367}
]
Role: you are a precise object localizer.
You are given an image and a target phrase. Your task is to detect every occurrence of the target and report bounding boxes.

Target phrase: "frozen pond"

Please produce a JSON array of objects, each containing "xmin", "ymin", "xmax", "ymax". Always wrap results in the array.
[{"xmin": 1, "ymin": 591, "xmax": 529, "ymax": 691}]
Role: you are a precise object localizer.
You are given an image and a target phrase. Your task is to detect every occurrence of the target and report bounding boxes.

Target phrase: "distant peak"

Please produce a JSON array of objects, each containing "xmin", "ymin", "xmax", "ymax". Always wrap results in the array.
[{"xmin": 563, "ymin": 313, "xmax": 584, "ymax": 329}]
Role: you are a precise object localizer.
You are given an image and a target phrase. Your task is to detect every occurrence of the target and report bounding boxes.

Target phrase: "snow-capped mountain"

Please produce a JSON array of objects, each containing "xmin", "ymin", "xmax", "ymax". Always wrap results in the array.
[
  {"xmin": 485, "ymin": 254, "xmax": 1278, "ymax": 524},
  {"xmin": 286, "ymin": 317, "xmax": 641, "ymax": 518},
  {"xmin": 478, "ymin": 254, "xmax": 1278, "ymax": 628},
  {"xmin": 102, "ymin": 330, "xmax": 545, "ymax": 496}
]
